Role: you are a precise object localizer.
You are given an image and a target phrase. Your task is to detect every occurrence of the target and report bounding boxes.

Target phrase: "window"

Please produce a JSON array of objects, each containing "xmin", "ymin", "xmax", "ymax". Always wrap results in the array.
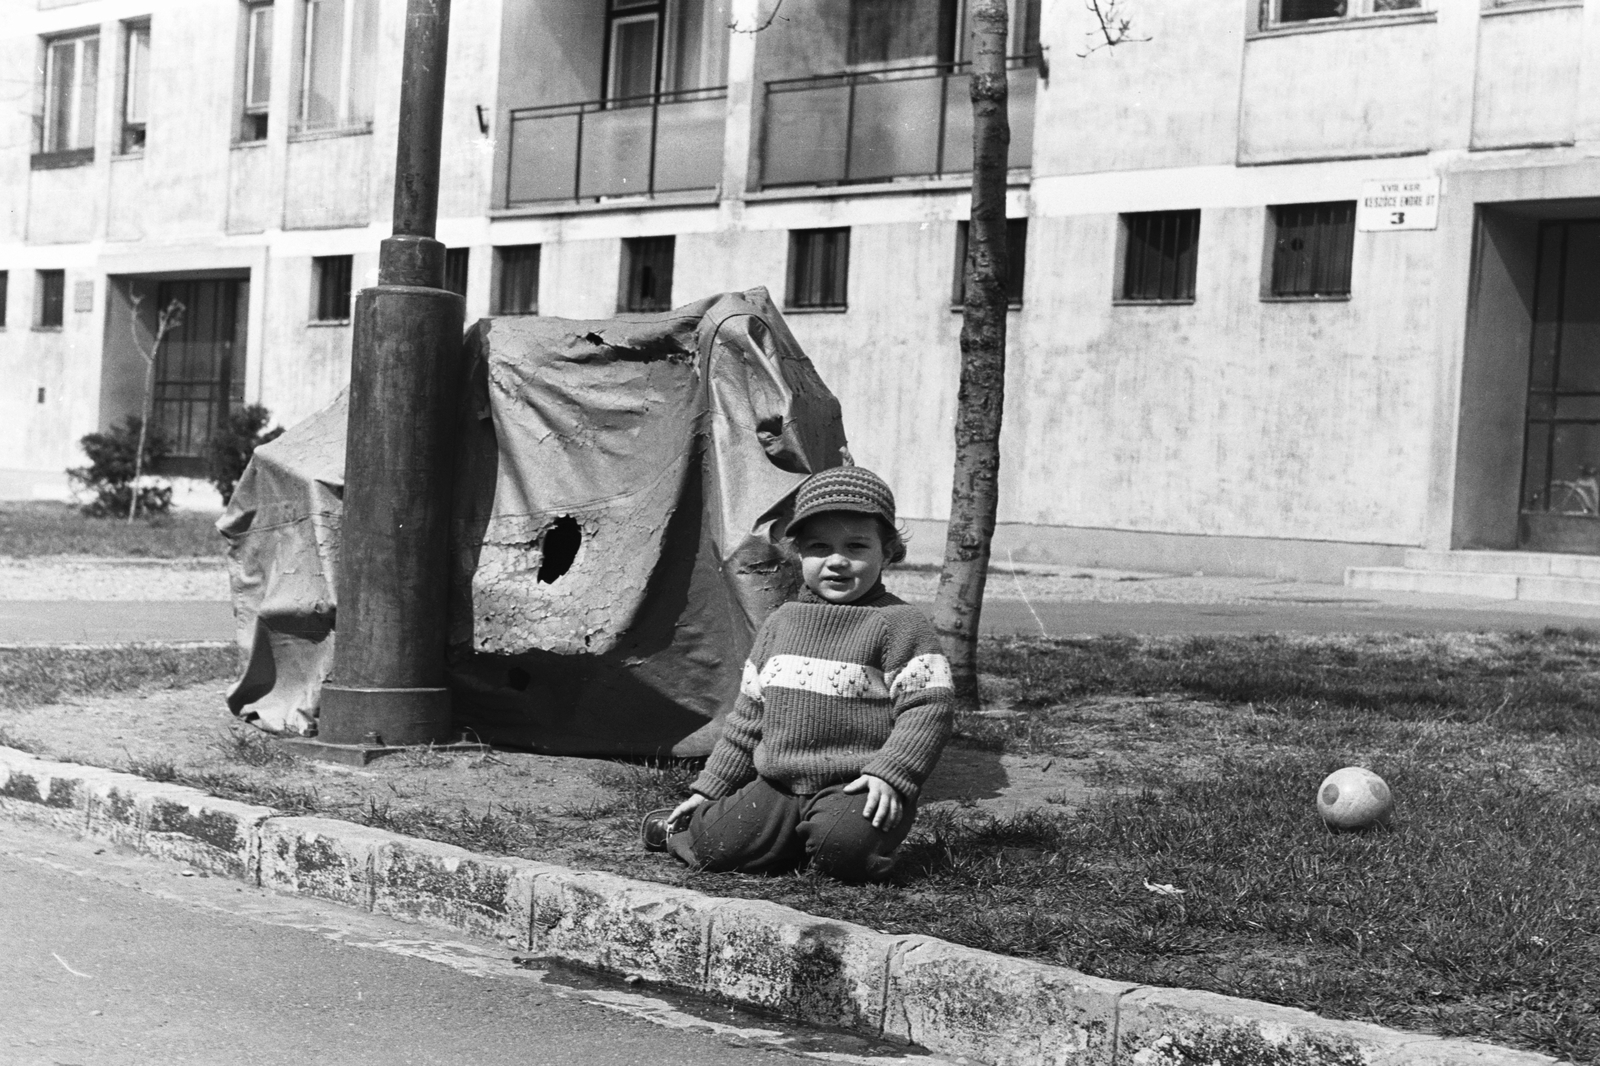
[
  {"xmin": 606, "ymin": 0, "xmax": 661, "ymax": 103},
  {"xmin": 1264, "ymin": 0, "xmax": 1423, "ymax": 26},
  {"xmin": 37, "ymin": 270, "xmax": 65, "ymax": 328},
  {"xmin": 241, "ymin": 1, "xmax": 274, "ymax": 141},
  {"xmin": 495, "ymin": 246, "xmax": 541, "ymax": 315},
  {"xmin": 605, "ymin": 0, "xmax": 732, "ymax": 102},
  {"xmin": 849, "ymin": 0, "xmax": 958, "ymax": 67},
  {"xmin": 0, "ymin": 272, "xmax": 8, "ymax": 327},
  {"xmin": 297, "ymin": 0, "xmax": 376, "ymax": 132},
  {"xmin": 121, "ymin": 22, "xmax": 150, "ymax": 153},
  {"xmin": 444, "ymin": 248, "xmax": 470, "ymax": 299},
  {"xmin": 667, "ymin": 0, "xmax": 731, "ymax": 92},
  {"xmin": 846, "ymin": 0, "xmax": 1039, "ymax": 68},
  {"xmin": 785, "ymin": 228, "xmax": 851, "ymax": 310},
  {"xmin": 42, "ymin": 33, "xmax": 99, "ymax": 156},
  {"xmin": 1119, "ymin": 210, "xmax": 1200, "ymax": 303},
  {"xmin": 954, "ymin": 219, "xmax": 1028, "ymax": 308},
  {"xmin": 1268, "ymin": 201, "xmax": 1355, "ymax": 299},
  {"xmin": 313, "ymin": 255, "xmax": 353, "ymax": 321},
  {"xmin": 619, "ymin": 236, "xmax": 675, "ymax": 312}
]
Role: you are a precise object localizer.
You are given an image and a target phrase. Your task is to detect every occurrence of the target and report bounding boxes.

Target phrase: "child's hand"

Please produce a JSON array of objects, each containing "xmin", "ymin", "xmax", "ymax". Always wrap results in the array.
[
  {"xmin": 843, "ymin": 774, "xmax": 903, "ymax": 830},
  {"xmin": 668, "ymin": 793, "xmax": 709, "ymax": 830}
]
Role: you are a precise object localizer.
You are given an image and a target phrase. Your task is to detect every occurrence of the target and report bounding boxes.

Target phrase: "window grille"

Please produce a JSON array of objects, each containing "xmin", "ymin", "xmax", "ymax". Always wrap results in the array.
[
  {"xmin": 121, "ymin": 23, "xmax": 149, "ymax": 153},
  {"xmin": 444, "ymin": 248, "xmax": 469, "ymax": 299},
  {"xmin": 787, "ymin": 228, "xmax": 851, "ymax": 310},
  {"xmin": 242, "ymin": 2, "xmax": 273, "ymax": 141},
  {"xmin": 1121, "ymin": 210, "xmax": 1200, "ymax": 302},
  {"xmin": 0, "ymin": 272, "xmax": 8, "ymax": 328},
  {"xmin": 953, "ymin": 218, "xmax": 1028, "ymax": 307},
  {"xmin": 42, "ymin": 33, "xmax": 99, "ymax": 155},
  {"xmin": 37, "ymin": 270, "xmax": 65, "ymax": 328},
  {"xmin": 298, "ymin": 0, "xmax": 376, "ymax": 132},
  {"xmin": 495, "ymin": 246, "xmax": 540, "ymax": 315},
  {"xmin": 313, "ymin": 255, "xmax": 353, "ymax": 321},
  {"xmin": 620, "ymin": 236, "xmax": 675, "ymax": 312},
  {"xmin": 1269, "ymin": 202, "xmax": 1355, "ymax": 298}
]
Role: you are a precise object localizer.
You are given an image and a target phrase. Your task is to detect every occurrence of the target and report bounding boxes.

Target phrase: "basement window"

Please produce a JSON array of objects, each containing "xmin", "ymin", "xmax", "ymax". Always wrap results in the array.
[
  {"xmin": 787, "ymin": 228, "xmax": 851, "ymax": 311},
  {"xmin": 1118, "ymin": 211, "xmax": 1199, "ymax": 304},
  {"xmin": 494, "ymin": 245, "xmax": 540, "ymax": 315},
  {"xmin": 312, "ymin": 255, "xmax": 353, "ymax": 322},
  {"xmin": 1266, "ymin": 201, "xmax": 1355, "ymax": 299},
  {"xmin": 444, "ymin": 247, "xmax": 469, "ymax": 299},
  {"xmin": 619, "ymin": 236, "xmax": 675, "ymax": 313},
  {"xmin": 953, "ymin": 218, "xmax": 1028, "ymax": 309},
  {"xmin": 36, "ymin": 270, "xmax": 65, "ymax": 329}
]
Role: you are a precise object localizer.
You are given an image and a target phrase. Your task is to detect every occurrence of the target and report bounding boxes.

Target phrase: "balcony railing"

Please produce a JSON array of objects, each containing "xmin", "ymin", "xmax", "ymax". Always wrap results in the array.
[
  {"xmin": 759, "ymin": 57, "xmax": 1038, "ymax": 190},
  {"xmin": 506, "ymin": 86, "xmax": 727, "ymax": 206}
]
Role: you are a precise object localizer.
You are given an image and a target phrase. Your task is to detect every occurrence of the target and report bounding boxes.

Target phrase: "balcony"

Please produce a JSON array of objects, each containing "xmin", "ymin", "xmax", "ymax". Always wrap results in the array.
[
  {"xmin": 759, "ymin": 58, "xmax": 1038, "ymax": 190},
  {"xmin": 505, "ymin": 86, "xmax": 727, "ymax": 206}
]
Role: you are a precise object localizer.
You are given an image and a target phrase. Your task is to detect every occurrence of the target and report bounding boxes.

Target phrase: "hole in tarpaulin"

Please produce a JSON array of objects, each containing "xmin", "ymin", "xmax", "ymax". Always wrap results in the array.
[{"xmin": 537, "ymin": 516, "xmax": 582, "ymax": 584}]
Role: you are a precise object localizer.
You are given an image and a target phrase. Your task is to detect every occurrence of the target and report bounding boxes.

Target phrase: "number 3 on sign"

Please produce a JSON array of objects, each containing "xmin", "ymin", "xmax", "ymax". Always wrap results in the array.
[{"xmin": 1390, "ymin": 211, "xmax": 1405, "ymax": 225}]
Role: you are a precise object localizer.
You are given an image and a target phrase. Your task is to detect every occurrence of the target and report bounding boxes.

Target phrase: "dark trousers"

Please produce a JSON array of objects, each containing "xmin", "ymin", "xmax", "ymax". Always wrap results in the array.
[{"xmin": 666, "ymin": 776, "xmax": 917, "ymax": 884}]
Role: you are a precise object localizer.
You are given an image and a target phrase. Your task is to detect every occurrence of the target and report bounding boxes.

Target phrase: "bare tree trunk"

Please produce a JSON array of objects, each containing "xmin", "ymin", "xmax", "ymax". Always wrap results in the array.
[
  {"xmin": 128, "ymin": 299, "xmax": 183, "ymax": 523},
  {"xmin": 933, "ymin": 0, "xmax": 1009, "ymax": 713}
]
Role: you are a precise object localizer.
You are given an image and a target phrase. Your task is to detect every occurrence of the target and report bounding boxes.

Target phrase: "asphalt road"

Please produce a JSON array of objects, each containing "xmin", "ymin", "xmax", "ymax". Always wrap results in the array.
[{"xmin": 0, "ymin": 823, "xmax": 939, "ymax": 1066}]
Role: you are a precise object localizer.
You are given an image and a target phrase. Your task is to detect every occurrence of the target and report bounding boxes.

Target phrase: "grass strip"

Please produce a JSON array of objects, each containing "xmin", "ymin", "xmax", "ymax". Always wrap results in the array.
[
  {"xmin": 0, "ymin": 645, "xmax": 239, "ymax": 710},
  {"xmin": 0, "ymin": 501, "xmax": 225, "ymax": 558},
  {"xmin": 3, "ymin": 631, "xmax": 1595, "ymax": 1060}
]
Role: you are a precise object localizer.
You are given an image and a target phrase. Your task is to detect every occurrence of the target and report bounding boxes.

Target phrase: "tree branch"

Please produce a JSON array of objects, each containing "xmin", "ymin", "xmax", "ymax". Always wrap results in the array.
[
  {"xmin": 1078, "ymin": 0, "xmax": 1150, "ymax": 57},
  {"xmin": 730, "ymin": 0, "xmax": 786, "ymax": 34}
]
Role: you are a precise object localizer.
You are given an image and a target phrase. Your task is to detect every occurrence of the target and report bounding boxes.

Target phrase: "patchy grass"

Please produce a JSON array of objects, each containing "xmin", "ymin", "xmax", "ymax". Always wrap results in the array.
[
  {"xmin": 0, "ymin": 500, "xmax": 225, "ymax": 558},
  {"xmin": 8, "ymin": 630, "xmax": 1596, "ymax": 1061},
  {"xmin": 359, "ymin": 799, "xmax": 550, "ymax": 854},
  {"xmin": 575, "ymin": 632, "xmax": 1600, "ymax": 1063},
  {"xmin": 211, "ymin": 725, "xmax": 300, "ymax": 770},
  {"xmin": 0, "ymin": 645, "xmax": 239, "ymax": 710}
]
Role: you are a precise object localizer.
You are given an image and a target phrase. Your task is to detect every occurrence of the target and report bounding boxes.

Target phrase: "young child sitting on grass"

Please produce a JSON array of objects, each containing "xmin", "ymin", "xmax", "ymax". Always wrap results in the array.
[{"xmin": 641, "ymin": 465, "xmax": 954, "ymax": 884}]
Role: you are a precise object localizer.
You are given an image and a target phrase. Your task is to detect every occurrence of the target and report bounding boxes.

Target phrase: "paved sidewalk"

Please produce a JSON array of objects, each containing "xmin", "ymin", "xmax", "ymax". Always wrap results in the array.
[
  {"xmin": 3, "ymin": 588, "xmax": 1599, "ymax": 645},
  {"xmin": 967, "ymin": 592, "xmax": 1600, "ymax": 637},
  {"xmin": 0, "ymin": 601, "xmax": 236, "ymax": 645}
]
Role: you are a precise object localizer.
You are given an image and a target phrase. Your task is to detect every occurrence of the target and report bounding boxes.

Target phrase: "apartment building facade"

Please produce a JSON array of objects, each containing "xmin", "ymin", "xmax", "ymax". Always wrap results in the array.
[{"xmin": 0, "ymin": 0, "xmax": 1595, "ymax": 580}]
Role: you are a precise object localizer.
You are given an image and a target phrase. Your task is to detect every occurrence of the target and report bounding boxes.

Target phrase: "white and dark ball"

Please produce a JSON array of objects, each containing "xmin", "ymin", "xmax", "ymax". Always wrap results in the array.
[{"xmin": 1316, "ymin": 767, "xmax": 1393, "ymax": 830}]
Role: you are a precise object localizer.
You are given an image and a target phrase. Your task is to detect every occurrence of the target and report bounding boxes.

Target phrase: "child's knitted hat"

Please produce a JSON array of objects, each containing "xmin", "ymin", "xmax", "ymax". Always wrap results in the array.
[{"xmin": 791, "ymin": 465, "xmax": 896, "ymax": 528}]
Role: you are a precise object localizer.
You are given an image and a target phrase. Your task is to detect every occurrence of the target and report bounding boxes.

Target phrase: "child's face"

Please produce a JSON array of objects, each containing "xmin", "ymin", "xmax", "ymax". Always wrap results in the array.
[{"xmin": 796, "ymin": 513, "xmax": 886, "ymax": 604}]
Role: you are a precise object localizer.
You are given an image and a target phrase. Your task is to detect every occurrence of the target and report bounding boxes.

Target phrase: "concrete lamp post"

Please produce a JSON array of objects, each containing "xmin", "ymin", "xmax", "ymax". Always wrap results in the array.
[{"xmin": 285, "ymin": 0, "xmax": 479, "ymax": 765}]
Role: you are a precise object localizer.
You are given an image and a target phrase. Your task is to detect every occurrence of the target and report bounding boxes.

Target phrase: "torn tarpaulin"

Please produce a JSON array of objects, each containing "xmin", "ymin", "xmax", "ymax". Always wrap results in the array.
[{"xmin": 219, "ymin": 288, "xmax": 848, "ymax": 756}]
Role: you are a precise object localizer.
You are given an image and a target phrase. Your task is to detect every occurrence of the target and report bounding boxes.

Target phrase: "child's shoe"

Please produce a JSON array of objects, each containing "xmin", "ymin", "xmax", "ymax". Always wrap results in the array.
[{"xmin": 640, "ymin": 808, "xmax": 675, "ymax": 852}]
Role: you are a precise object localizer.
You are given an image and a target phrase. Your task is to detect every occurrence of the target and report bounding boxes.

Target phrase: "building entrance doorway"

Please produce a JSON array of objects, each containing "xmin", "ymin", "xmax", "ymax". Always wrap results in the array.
[
  {"xmin": 1520, "ymin": 220, "xmax": 1600, "ymax": 553},
  {"xmin": 150, "ymin": 278, "xmax": 248, "ymax": 477}
]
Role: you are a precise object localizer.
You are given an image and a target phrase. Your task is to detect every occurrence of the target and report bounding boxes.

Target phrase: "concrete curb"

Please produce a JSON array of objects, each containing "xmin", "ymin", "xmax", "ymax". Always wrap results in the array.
[{"xmin": 0, "ymin": 747, "xmax": 1567, "ymax": 1066}]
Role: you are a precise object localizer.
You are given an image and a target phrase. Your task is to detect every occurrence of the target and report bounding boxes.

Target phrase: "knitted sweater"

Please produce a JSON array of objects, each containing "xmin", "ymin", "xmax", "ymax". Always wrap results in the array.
[{"xmin": 691, "ymin": 583, "xmax": 954, "ymax": 802}]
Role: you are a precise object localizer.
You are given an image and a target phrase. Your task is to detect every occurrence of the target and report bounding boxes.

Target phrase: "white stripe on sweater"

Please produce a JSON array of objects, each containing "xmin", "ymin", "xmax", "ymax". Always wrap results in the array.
[
  {"xmin": 758, "ymin": 654, "xmax": 889, "ymax": 700},
  {"xmin": 887, "ymin": 653, "xmax": 954, "ymax": 699},
  {"xmin": 740, "ymin": 660, "xmax": 763, "ymax": 701}
]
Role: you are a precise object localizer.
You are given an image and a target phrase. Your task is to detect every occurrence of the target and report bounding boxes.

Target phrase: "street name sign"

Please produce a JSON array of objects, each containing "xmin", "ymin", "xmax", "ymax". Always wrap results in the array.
[{"xmin": 1357, "ymin": 178, "xmax": 1439, "ymax": 231}]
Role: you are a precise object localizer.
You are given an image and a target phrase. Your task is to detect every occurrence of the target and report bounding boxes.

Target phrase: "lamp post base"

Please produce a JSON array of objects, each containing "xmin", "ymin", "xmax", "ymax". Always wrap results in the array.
[{"xmin": 316, "ymin": 684, "xmax": 453, "ymax": 746}]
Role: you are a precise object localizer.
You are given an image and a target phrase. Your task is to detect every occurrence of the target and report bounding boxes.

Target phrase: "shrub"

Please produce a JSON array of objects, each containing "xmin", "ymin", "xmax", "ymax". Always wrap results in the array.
[
  {"xmin": 207, "ymin": 403, "xmax": 284, "ymax": 506},
  {"xmin": 67, "ymin": 417, "xmax": 173, "ymax": 519}
]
